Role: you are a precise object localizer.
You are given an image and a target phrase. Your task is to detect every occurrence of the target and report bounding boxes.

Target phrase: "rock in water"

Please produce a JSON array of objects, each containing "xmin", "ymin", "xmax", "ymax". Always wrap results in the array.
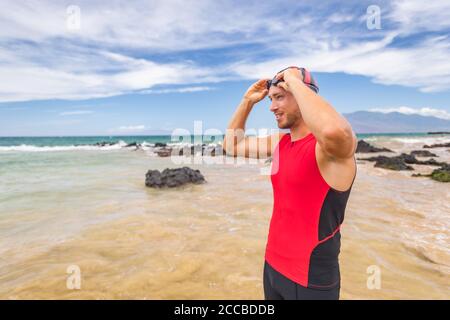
[
  {"xmin": 373, "ymin": 156, "xmax": 414, "ymax": 171},
  {"xmin": 359, "ymin": 155, "xmax": 413, "ymax": 171},
  {"xmin": 396, "ymin": 153, "xmax": 445, "ymax": 166},
  {"xmin": 423, "ymin": 142, "xmax": 450, "ymax": 148},
  {"xmin": 430, "ymin": 164, "xmax": 450, "ymax": 182},
  {"xmin": 410, "ymin": 150, "xmax": 438, "ymax": 157},
  {"xmin": 94, "ymin": 141, "xmax": 117, "ymax": 147},
  {"xmin": 145, "ymin": 167, "xmax": 206, "ymax": 188},
  {"xmin": 154, "ymin": 142, "xmax": 167, "ymax": 147},
  {"xmin": 155, "ymin": 148, "xmax": 172, "ymax": 157},
  {"xmin": 412, "ymin": 163, "xmax": 450, "ymax": 182},
  {"xmin": 356, "ymin": 140, "xmax": 393, "ymax": 153},
  {"xmin": 125, "ymin": 142, "xmax": 139, "ymax": 148},
  {"xmin": 359, "ymin": 153, "xmax": 447, "ymax": 170}
]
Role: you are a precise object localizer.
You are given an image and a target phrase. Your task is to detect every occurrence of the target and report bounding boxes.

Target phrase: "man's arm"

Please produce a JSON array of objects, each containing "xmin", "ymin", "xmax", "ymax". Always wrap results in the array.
[
  {"xmin": 277, "ymin": 70, "xmax": 357, "ymax": 160},
  {"xmin": 223, "ymin": 79, "xmax": 283, "ymax": 158}
]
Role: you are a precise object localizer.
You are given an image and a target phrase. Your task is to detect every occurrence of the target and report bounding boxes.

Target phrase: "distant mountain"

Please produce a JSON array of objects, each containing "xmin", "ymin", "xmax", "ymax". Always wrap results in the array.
[{"xmin": 343, "ymin": 111, "xmax": 450, "ymax": 134}]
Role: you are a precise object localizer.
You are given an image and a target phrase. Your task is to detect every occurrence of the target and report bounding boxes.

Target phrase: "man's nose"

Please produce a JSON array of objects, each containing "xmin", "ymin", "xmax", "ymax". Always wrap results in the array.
[{"xmin": 269, "ymin": 102, "xmax": 277, "ymax": 112}]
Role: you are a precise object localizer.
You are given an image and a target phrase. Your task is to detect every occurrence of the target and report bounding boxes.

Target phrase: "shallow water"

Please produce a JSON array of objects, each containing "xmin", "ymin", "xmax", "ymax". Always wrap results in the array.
[{"xmin": 0, "ymin": 135, "xmax": 449, "ymax": 299}]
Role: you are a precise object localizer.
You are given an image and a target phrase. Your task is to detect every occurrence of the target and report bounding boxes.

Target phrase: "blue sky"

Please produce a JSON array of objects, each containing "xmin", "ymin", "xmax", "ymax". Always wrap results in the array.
[{"xmin": 0, "ymin": 0, "xmax": 450, "ymax": 136}]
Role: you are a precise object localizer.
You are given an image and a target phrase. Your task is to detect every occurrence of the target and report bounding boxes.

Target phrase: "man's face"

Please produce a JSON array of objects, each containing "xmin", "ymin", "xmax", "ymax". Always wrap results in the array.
[{"xmin": 268, "ymin": 85, "xmax": 301, "ymax": 129}]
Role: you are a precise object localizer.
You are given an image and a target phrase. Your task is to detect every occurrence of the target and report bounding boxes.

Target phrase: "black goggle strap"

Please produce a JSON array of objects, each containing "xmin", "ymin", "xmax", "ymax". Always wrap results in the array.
[{"xmin": 266, "ymin": 67, "xmax": 318, "ymax": 93}]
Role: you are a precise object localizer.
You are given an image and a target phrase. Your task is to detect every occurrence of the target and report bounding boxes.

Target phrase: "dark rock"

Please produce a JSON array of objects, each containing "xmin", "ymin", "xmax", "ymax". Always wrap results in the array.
[
  {"xmin": 359, "ymin": 155, "xmax": 414, "ymax": 171},
  {"xmin": 410, "ymin": 150, "xmax": 437, "ymax": 157},
  {"xmin": 125, "ymin": 142, "xmax": 137, "ymax": 147},
  {"xmin": 398, "ymin": 153, "xmax": 417, "ymax": 164},
  {"xmin": 125, "ymin": 142, "xmax": 142, "ymax": 149},
  {"xmin": 416, "ymin": 158, "xmax": 447, "ymax": 166},
  {"xmin": 356, "ymin": 140, "xmax": 393, "ymax": 153},
  {"xmin": 374, "ymin": 156, "xmax": 414, "ymax": 171},
  {"xmin": 154, "ymin": 142, "xmax": 167, "ymax": 147},
  {"xmin": 412, "ymin": 163, "xmax": 450, "ymax": 182},
  {"xmin": 423, "ymin": 142, "xmax": 450, "ymax": 148},
  {"xmin": 360, "ymin": 151, "xmax": 449, "ymax": 171},
  {"xmin": 145, "ymin": 167, "xmax": 206, "ymax": 188},
  {"xmin": 203, "ymin": 146, "xmax": 226, "ymax": 156},
  {"xmin": 94, "ymin": 141, "xmax": 117, "ymax": 147},
  {"xmin": 430, "ymin": 164, "xmax": 450, "ymax": 182},
  {"xmin": 173, "ymin": 145, "xmax": 225, "ymax": 157},
  {"xmin": 397, "ymin": 153, "xmax": 445, "ymax": 166},
  {"xmin": 155, "ymin": 148, "xmax": 172, "ymax": 157}
]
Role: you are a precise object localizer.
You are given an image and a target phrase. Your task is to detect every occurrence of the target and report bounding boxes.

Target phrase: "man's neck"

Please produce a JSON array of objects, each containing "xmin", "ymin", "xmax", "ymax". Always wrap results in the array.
[{"xmin": 289, "ymin": 123, "xmax": 311, "ymax": 142}]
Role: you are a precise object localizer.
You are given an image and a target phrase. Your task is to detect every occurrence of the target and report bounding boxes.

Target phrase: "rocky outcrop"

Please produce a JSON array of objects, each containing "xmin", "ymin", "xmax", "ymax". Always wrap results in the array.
[
  {"xmin": 359, "ymin": 153, "xmax": 447, "ymax": 171},
  {"xmin": 410, "ymin": 150, "xmax": 438, "ymax": 157},
  {"xmin": 359, "ymin": 155, "xmax": 414, "ymax": 171},
  {"xmin": 154, "ymin": 142, "xmax": 167, "ymax": 147},
  {"xmin": 145, "ymin": 167, "xmax": 206, "ymax": 188},
  {"xmin": 356, "ymin": 140, "xmax": 393, "ymax": 153},
  {"xmin": 94, "ymin": 141, "xmax": 117, "ymax": 147},
  {"xmin": 423, "ymin": 142, "xmax": 450, "ymax": 148},
  {"xmin": 154, "ymin": 148, "xmax": 172, "ymax": 157},
  {"xmin": 156, "ymin": 145, "xmax": 226, "ymax": 157},
  {"xmin": 412, "ymin": 164, "xmax": 450, "ymax": 183}
]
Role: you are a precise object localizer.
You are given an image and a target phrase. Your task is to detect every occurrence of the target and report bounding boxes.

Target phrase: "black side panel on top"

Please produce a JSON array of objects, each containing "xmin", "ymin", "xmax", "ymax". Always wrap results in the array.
[
  {"xmin": 317, "ymin": 188, "xmax": 352, "ymax": 241},
  {"xmin": 307, "ymin": 231, "xmax": 341, "ymax": 289}
]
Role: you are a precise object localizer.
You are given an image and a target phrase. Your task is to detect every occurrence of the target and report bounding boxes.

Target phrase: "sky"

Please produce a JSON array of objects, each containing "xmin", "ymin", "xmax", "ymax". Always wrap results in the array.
[{"xmin": 0, "ymin": 0, "xmax": 450, "ymax": 136}]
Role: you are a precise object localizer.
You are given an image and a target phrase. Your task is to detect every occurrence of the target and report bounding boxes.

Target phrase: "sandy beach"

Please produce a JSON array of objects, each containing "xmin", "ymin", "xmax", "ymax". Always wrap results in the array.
[{"xmin": 0, "ymin": 134, "xmax": 449, "ymax": 299}]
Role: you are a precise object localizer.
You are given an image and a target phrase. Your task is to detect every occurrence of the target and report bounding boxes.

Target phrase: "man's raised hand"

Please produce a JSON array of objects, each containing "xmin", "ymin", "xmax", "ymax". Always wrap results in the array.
[{"xmin": 243, "ymin": 79, "xmax": 270, "ymax": 104}]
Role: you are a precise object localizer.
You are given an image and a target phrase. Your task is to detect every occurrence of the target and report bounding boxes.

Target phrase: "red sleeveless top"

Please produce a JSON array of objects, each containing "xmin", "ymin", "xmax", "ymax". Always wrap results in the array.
[{"xmin": 265, "ymin": 132, "xmax": 354, "ymax": 289}]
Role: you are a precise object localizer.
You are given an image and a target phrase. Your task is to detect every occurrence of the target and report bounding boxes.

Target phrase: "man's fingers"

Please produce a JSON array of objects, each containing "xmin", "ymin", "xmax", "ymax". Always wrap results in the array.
[
  {"xmin": 256, "ymin": 79, "xmax": 269, "ymax": 85},
  {"xmin": 277, "ymin": 82, "xmax": 289, "ymax": 92},
  {"xmin": 254, "ymin": 79, "xmax": 269, "ymax": 90}
]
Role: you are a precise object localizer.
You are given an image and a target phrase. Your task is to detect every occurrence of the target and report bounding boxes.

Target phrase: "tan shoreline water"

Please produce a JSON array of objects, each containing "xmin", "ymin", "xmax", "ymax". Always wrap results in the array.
[{"xmin": 0, "ymin": 136, "xmax": 449, "ymax": 299}]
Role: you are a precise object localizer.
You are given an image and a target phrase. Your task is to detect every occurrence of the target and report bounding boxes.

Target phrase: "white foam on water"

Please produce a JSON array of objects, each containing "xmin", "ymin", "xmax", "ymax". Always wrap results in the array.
[
  {"xmin": 0, "ymin": 141, "xmax": 128, "ymax": 152},
  {"xmin": 392, "ymin": 137, "xmax": 450, "ymax": 144}
]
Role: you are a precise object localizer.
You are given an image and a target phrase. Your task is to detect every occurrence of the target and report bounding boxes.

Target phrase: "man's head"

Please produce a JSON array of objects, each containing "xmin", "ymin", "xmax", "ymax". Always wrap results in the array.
[
  {"xmin": 267, "ymin": 67, "xmax": 318, "ymax": 129},
  {"xmin": 268, "ymin": 84, "xmax": 301, "ymax": 129}
]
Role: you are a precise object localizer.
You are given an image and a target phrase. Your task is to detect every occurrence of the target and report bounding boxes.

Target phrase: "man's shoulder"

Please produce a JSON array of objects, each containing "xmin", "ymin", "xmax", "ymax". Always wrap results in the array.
[{"xmin": 315, "ymin": 141, "xmax": 357, "ymax": 192}]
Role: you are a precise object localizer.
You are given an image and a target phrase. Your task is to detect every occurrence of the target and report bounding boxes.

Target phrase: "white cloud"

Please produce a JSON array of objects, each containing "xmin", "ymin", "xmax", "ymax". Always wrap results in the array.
[
  {"xmin": 389, "ymin": 0, "xmax": 450, "ymax": 33},
  {"xmin": 0, "ymin": 1, "xmax": 282, "ymax": 51},
  {"xmin": 59, "ymin": 110, "xmax": 93, "ymax": 116},
  {"xmin": 232, "ymin": 32, "xmax": 450, "ymax": 93},
  {"xmin": 117, "ymin": 125, "xmax": 147, "ymax": 132},
  {"xmin": 369, "ymin": 106, "xmax": 450, "ymax": 120},
  {"xmin": 0, "ymin": 47, "xmax": 222, "ymax": 102},
  {"xmin": 139, "ymin": 86, "xmax": 215, "ymax": 94},
  {"xmin": 327, "ymin": 13, "xmax": 354, "ymax": 24},
  {"xmin": 0, "ymin": 0, "xmax": 449, "ymax": 103}
]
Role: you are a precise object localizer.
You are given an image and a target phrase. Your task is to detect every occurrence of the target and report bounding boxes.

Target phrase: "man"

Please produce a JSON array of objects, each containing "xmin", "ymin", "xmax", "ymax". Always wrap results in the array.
[{"xmin": 223, "ymin": 67, "xmax": 357, "ymax": 300}]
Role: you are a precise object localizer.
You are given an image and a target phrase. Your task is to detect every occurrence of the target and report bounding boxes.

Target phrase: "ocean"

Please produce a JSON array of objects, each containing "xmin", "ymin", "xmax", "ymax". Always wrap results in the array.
[
  {"xmin": 0, "ymin": 132, "xmax": 443, "ymax": 150},
  {"xmin": 0, "ymin": 132, "xmax": 448, "ymax": 299}
]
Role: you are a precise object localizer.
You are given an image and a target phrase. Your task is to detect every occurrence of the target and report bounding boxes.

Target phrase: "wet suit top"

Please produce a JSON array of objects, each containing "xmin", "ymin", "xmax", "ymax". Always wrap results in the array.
[{"xmin": 265, "ymin": 132, "xmax": 355, "ymax": 289}]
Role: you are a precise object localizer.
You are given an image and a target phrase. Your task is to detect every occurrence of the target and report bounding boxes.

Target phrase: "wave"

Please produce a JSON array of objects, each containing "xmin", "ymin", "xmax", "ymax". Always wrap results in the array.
[
  {"xmin": 0, "ymin": 141, "xmax": 222, "ymax": 153},
  {"xmin": 0, "ymin": 141, "xmax": 127, "ymax": 152},
  {"xmin": 392, "ymin": 137, "xmax": 450, "ymax": 144}
]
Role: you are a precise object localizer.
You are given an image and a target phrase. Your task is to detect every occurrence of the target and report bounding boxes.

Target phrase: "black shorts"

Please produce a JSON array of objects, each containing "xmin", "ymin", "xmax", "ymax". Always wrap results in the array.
[{"xmin": 263, "ymin": 260, "xmax": 340, "ymax": 300}]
